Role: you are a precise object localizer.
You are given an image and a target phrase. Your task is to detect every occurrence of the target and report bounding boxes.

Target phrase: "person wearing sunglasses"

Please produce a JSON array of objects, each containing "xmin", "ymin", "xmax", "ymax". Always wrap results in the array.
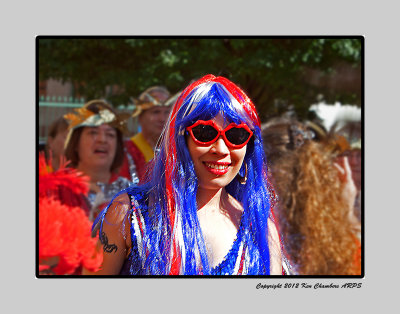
[{"xmin": 86, "ymin": 75, "xmax": 283, "ymax": 275}]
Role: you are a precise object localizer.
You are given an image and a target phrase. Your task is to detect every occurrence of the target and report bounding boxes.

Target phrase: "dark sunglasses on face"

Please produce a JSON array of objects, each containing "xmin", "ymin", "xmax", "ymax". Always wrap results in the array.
[{"xmin": 186, "ymin": 120, "xmax": 253, "ymax": 149}]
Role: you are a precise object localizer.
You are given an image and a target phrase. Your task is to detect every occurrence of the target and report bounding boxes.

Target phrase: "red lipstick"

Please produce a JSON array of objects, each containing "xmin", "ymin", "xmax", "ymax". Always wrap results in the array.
[{"xmin": 203, "ymin": 161, "xmax": 231, "ymax": 175}]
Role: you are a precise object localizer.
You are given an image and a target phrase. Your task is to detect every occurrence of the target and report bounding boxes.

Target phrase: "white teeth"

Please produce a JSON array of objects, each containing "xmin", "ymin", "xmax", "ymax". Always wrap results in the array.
[{"xmin": 205, "ymin": 163, "xmax": 229, "ymax": 170}]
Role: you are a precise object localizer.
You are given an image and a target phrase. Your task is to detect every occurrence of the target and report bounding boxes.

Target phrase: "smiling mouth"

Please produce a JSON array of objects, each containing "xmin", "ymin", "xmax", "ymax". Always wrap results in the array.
[
  {"xmin": 203, "ymin": 162, "xmax": 231, "ymax": 175},
  {"xmin": 94, "ymin": 149, "xmax": 108, "ymax": 154}
]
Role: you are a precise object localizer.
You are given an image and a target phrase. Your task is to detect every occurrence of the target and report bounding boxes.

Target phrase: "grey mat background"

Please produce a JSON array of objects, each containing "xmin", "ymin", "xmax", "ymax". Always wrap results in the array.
[{"xmin": 2, "ymin": 1, "xmax": 397, "ymax": 312}]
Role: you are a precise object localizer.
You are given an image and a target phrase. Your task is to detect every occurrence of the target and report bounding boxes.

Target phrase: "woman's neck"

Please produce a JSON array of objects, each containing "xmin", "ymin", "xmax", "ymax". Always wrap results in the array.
[
  {"xmin": 196, "ymin": 187, "xmax": 229, "ymax": 214},
  {"xmin": 77, "ymin": 164, "xmax": 111, "ymax": 185},
  {"xmin": 141, "ymin": 131, "xmax": 157, "ymax": 150}
]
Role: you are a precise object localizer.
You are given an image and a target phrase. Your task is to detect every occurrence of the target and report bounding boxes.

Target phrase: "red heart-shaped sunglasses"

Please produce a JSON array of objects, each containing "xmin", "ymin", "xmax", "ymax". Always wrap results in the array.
[{"xmin": 186, "ymin": 120, "xmax": 253, "ymax": 149}]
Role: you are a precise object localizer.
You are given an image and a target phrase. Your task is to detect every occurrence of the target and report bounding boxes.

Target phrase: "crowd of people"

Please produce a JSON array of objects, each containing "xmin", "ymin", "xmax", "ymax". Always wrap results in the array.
[{"xmin": 38, "ymin": 74, "xmax": 362, "ymax": 276}]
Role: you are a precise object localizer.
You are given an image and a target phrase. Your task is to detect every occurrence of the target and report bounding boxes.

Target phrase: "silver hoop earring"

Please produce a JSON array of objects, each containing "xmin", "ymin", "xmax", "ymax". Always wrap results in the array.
[{"xmin": 238, "ymin": 162, "xmax": 247, "ymax": 185}]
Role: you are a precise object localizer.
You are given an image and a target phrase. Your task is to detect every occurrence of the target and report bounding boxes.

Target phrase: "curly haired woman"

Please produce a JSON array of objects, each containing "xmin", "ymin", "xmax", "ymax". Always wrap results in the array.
[{"xmin": 262, "ymin": 118, "xmax": 361, "ymax": 275}]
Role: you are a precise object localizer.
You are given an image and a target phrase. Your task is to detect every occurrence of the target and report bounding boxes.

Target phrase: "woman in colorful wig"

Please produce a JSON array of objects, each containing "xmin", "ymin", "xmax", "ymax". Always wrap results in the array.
[
  {"xmin": 89, "ymin": 75, "xmax": 283, "ymax": 275},
  {"xmin": 262, "ymin": 118, "xmax": 361, "ymax": 275},
  {"xmin": 64, "ymin": 100, "xmax": 133, "ymax": 220}
]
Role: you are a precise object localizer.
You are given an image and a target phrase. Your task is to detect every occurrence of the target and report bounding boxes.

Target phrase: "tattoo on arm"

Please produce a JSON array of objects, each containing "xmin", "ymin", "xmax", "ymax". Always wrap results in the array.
[{"xmin": 100, "ymin": 231, "xmax": 118, "ymax": 253}]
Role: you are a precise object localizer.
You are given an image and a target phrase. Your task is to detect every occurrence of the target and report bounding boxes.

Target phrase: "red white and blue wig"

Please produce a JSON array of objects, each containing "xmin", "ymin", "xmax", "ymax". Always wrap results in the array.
[{"xmin": 101, "ymin": 75, "xmax": 273, "ymax": 275}]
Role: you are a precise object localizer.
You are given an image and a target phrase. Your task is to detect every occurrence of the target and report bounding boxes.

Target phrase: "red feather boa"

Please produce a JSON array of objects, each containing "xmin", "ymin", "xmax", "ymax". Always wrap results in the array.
[{"xmin": 38, "ymin": 153, "xmax": 103, "ymax": 275}]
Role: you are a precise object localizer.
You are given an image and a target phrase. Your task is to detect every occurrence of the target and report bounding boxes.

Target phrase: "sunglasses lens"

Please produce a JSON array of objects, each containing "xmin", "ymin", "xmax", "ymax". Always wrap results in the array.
[
  {"xmin": 225, "ymin": 127, "xmax": 251, "ymax": 145},
  {"xmin": 192, "ymin": 124, "xmax": 219, "ymax": 143}
]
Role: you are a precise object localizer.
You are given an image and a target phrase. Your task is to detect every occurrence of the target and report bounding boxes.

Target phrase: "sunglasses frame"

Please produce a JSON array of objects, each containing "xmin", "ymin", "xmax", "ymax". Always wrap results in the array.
[{"xmin": 186, "ymin": 120, "xmax": 253, "ymax": 149}]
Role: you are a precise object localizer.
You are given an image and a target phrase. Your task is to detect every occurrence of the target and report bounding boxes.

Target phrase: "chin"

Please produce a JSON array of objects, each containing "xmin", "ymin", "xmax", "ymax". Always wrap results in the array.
[
  {"xmin": 93, "ymin": 161, "xmax": 113, "ymax": 170},
  {"xmin": 198, "ymin": 176, "xmax": 235, "ymax": 190}
]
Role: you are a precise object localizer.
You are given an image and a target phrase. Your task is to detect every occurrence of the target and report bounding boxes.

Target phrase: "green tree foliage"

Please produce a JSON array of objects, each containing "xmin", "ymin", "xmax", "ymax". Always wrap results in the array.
[{"xmin": 38, "ymin": 37, "xmax": 362, "ymax": 121}]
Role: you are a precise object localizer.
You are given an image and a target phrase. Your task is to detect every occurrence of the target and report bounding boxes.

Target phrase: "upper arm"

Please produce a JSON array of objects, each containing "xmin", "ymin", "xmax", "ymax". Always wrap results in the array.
[
  {"xmin": 267, "ymin": 217, "xmax": 282, "ymax": 275},
  {"xmin": 84, "ymin": 193, "xmax": 132, "ymax": 275}
]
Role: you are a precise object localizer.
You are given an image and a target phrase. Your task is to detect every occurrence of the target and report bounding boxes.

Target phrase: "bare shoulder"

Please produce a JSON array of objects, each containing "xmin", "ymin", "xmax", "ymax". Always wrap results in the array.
[
  {"xmin": 267, "ymin": 217, "xmax": 282, "ymax": 274},
  {"xmin": 103, "ymin": 192, "xmax": 132, "ymax": 225},
  {"xmin": 267, "ymin": 218, "xmax": 281, "ymax": 251},
  {"xmin": 113, "ymin": 192, "xmax": 131, "ymax": 205},
  {"xmin": 267, "ymin": 218, "xmax": 279, "ymax": 239},
  {"xmin": 86, "ymin": 192, "xmax": 133, "ymax": 275}
]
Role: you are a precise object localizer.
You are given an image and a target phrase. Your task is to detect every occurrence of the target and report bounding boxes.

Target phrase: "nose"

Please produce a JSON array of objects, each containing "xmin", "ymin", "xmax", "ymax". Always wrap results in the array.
[
  {"xmin": 211, "ymin": 136, "xmax": 230, "ymax": 155},
  {"xmin": 96, "ymin": 130, "xmax": 107, "ymax": 142}
]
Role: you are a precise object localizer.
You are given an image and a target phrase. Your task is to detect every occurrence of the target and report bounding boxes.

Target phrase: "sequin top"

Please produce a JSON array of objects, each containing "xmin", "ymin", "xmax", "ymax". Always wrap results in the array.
[
  {"xmin": 87, "ymin": 176, "xmax": 133, "ymax": 221},
  {"xmin": 116, "ymin": 189, "xmax": 264, "ymax": 276}
]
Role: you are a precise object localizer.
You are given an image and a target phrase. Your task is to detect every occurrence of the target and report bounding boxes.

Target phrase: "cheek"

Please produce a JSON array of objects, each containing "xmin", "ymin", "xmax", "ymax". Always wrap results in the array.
[
  {"xmin": 139, "ymin": 113, "xmax": 151, "ymax": 125},
  {"xmin": 77, "ymin": 135, "xmax": 92, "ymax": 158},
  {"xmin": 187, "ymin": 138, "xmax": 209, "ymax": 173},
  {"xmin": 232, "ymin": 147, "xmax": 247, "ymax": 165},
  {"xmin": 110, "ymin": 138, "xmax": 117, "ymax": 156},
  {"xmin": 229, "ymin": 148, "xmax": 247, "ymax": 178},
  {"xmin": 187, "ymin": 140, "xmax": 204, "ymax": 164}
]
